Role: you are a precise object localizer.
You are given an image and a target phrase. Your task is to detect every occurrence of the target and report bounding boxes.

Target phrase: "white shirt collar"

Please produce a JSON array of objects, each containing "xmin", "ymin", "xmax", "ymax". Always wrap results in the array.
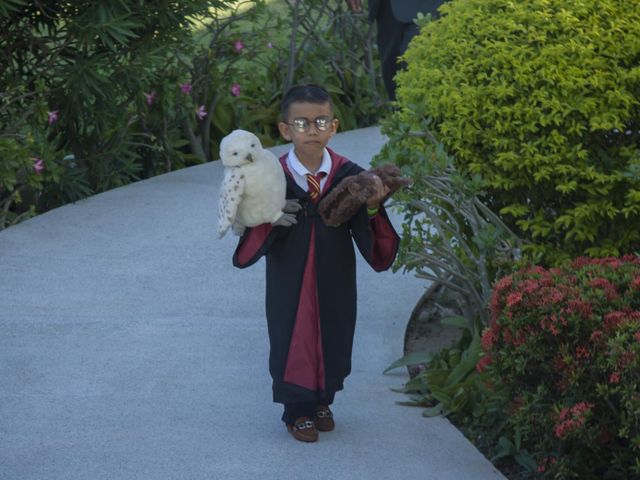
[{"xmin": 288, "ymin": 148, "xmax": 332, "ymax": 177}]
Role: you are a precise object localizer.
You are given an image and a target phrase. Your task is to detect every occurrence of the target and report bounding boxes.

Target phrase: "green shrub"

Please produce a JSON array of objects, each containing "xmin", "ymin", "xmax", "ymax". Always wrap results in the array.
[
  {"xmin": 395, "ymin": 0, "xmax": 640, "ymax": 264},
  {"xmin": 481, "ymin": 257, "xmax": 640, "ymax": 477}
]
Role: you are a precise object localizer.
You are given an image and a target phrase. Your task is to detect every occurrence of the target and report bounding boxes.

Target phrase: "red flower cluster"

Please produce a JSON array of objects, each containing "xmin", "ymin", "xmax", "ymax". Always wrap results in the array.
[
  {"xmin": 554, "ymin": 402, "xmax": 594, "ymax": 439},
  {"xmin": 537, "ymin": 456, "xmax": 558, "ymax": 473},
  {"xmin": 506, "ymin": 291, "xmax": 523, "ymax": 307},
  {"xmin": 589, "ymin": 278, "xmax": 619, "ymax": 301},
  {"xmin": 604, "ymin": 310, "xmax": 640, "ymax": 331},
  {"xmin": 476, "ymin": 355, "xmax": 491, "ymax": 373},
  {"xmin": 572, "ymin": 255, "xmax": 640, "ymax": 269},
  {"xmin": 481, "ymin": 324, "xmax": 499, "ymax": 350},
  {"xmin": 575, "ymin": 345, "xmax": 590, "ymax": 359},
  {"xmin": 485, "ymin": 257, "xmax": 640, "ymax": 476},
  {"xmin": 566, "ymin": 299, "xmax": 592, "ymax": 319}
]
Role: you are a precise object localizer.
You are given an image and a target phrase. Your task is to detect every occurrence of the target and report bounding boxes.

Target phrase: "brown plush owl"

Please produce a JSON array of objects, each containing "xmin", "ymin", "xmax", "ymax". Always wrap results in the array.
[{"xmin": 318, "ymin": 164, "xmax": 411, "ymax": 227}]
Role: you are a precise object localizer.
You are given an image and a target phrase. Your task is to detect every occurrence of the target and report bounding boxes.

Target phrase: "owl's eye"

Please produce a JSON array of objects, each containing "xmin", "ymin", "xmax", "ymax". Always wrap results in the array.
[
  {"xmin": 233, "ymin": 152, "xmax": 238, "ymax": 156},
  {"xmin": 251, "ymin": 143, "xmax": 255, "ymax": 148}
]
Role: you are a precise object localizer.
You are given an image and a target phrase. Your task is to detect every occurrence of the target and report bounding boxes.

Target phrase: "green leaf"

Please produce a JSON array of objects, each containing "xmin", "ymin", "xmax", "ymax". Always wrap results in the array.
[
  {"xmin": 440, "ymin": 315, "xmax": 468, "ymax": 329},
  {"xmin": 429, "ymin": 384, "xmax": 453, "ymax": 405},
  {"xmin": 422, "ymin": 403, "xmax": 445, "ymax": 417},
  {"xmin": 383, "ymin": 350, "xmax": 433, "ymax": 374},
  {"xmin": 0, "ymin": 0, "xmax": 27, "ymax": 16},
  {"xmin": 444, "ymin": 330, "xmax": 480, "ymax": 386},
  {"xmin": 490, "ymin": 436, "xmax": 515, "ymax": 462},
  {"xmin": 514, "ymin": 451, "xmax": 537, "ymax": 472}
]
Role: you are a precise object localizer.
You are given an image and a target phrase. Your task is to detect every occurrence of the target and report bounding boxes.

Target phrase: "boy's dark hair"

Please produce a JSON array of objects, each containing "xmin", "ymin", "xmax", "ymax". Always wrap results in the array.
[{"xmin": 281, "ymin": 84, "xmax": 334, "ymax": 120}]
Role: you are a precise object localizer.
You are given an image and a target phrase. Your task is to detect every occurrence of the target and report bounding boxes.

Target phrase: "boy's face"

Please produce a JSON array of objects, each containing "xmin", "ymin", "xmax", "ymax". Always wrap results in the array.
[{"xmin": 278, "ymin": 101, "xmax": 338, "ymax": 161}]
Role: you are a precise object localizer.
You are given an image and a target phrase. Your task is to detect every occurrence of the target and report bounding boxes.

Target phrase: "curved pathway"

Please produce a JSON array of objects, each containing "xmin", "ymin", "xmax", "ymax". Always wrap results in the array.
[{"xmin": 0, "ymin": 126, "xmax": 505, "ymax": 479}]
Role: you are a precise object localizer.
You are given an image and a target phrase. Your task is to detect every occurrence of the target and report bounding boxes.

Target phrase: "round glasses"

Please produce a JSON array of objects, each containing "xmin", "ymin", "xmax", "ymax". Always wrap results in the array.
[{"xmin": 287, "ymin": 116, "xmax": 334, "ymax": 133}]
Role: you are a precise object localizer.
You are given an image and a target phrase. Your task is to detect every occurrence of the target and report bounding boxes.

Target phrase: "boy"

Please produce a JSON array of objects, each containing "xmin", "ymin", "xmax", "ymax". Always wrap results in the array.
[{"xmin": 232, "ymin": 84, "xmax": 399, "ymax": 442}]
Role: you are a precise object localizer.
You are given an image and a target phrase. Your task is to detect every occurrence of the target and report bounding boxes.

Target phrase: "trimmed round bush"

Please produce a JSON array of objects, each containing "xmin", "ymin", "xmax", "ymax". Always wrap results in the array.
[{"xmin": 395, "ymin": 0, "xmax": 640, "ymax": 264}]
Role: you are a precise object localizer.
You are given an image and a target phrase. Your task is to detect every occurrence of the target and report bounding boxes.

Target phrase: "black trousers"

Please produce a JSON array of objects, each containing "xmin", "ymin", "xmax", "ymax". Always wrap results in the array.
[
  {"xmin": 375, "ymin": 0, "xmax": 420, "ymax": 101},
  {"xmin": 282, "ymin": 391, "xmax": 336, "ymax": 425}
]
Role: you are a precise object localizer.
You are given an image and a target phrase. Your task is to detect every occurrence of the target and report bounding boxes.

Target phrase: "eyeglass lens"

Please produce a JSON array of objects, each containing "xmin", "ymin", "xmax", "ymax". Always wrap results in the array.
[{"xmin": 290, "ymin": 116, "xmax": 332, "ymax": 133}]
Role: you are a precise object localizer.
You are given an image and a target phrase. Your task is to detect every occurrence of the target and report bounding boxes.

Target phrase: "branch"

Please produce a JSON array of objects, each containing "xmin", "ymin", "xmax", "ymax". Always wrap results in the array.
[{"xmin": 182, "ymin": 118, "xmax": 207, "ymax": 163}]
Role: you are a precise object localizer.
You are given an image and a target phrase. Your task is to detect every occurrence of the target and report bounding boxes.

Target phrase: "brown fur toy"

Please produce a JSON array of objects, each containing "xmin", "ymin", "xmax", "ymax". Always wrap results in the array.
[{"xmin": 318, "ymin": 164, "xmax": 411, "ymax": 227}]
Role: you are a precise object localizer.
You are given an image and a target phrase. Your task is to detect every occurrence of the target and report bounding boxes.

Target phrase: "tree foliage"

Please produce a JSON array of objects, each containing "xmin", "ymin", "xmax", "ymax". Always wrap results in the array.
[
  {"xmin": 0, "ymin": 0, "xmax": 236, "ymax": 226},
  {"xmin": 0, "ymin": 0, "xmax": 384, "ymax": 229}
]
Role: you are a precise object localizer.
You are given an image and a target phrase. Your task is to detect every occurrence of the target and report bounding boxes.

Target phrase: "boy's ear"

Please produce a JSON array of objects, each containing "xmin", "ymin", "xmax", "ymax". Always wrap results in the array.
[
  {"xmin": 278, "ymin": 121, "xmax": 292, "ymax": 141},
  {"xmin": 330, "ymin": 117, "xmax": 339, "ymax": 136}
]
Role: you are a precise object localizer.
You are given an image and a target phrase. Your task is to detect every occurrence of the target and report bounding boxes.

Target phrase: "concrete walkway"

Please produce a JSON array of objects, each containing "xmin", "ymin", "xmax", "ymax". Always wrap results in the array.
[{"xmin": 0, "ymin": 126, "xmax": 505, "ymax": 480}]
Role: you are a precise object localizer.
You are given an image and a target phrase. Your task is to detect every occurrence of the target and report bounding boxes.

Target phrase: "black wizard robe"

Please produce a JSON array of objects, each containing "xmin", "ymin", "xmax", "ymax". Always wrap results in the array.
[{"xmin": 232, "ymin": 148, "xmax": 399, "ymax": 404}]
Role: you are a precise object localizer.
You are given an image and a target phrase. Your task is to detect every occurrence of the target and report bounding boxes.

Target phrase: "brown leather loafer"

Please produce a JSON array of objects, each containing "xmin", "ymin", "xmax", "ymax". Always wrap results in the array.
[
  {"xmin": 287, "ymin": 416, "xmax": 318, "ymax": 442},
  {"xmin": 314, "ymin": 405, "xmax": 335, "ymax": 432}
]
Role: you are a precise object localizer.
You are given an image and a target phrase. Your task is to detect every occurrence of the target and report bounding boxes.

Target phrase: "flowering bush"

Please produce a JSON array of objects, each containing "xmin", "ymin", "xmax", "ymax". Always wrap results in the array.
[
  {"xmin": 1, "ymin": 0, "xmax": 383, "ymax": 230},
  {"xmin": 481, "ymin": 256, "xmax": 640, "ymax": 477}
]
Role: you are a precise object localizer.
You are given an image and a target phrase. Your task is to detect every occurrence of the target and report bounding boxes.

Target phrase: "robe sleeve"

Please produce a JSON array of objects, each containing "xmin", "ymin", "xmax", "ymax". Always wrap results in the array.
[
  {"xmin": 232, "ymin": 223, "xmax": 279, "ymax": 268},
  {"xmin": 349, "ymin": 204, "xmax": 399, "ymax": 272}
]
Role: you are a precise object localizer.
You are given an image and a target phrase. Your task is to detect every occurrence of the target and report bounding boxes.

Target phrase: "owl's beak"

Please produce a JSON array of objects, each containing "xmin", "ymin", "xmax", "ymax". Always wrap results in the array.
[{"xmin": 245, "ymin": 153, "xmax": 254, "ymax": 163}]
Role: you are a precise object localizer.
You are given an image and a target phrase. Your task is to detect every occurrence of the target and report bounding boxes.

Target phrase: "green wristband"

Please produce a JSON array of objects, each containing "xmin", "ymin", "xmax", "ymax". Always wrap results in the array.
[{"xmin": 367, "ymin": 206, "xmax": 379, "ymax": 217}]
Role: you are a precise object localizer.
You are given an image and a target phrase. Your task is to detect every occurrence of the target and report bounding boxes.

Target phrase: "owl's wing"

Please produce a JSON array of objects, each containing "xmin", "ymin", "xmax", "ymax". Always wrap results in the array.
[{"xmin": 218, "ymin": 169, "xmax": 246, "ymax": 238}]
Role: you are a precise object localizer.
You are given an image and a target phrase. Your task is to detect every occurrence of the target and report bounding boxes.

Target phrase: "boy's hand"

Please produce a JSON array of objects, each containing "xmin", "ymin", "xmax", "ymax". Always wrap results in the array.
[{"xmin": 366, "ymin": 175, "xmax": 390, "ymax": 209}]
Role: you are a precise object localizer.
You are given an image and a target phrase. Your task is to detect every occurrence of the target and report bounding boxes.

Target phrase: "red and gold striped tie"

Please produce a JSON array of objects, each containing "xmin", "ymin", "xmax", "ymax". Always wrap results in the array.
[{"xmin": 306, "ymin": 172, "xmax": 325, "ymax": 203}]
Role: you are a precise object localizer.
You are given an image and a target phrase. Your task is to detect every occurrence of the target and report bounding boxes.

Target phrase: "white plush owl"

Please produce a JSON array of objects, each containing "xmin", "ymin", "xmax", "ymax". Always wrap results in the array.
[{"xmin": 217, "ymin": 129, "xmax": 298, "ymax": 238}]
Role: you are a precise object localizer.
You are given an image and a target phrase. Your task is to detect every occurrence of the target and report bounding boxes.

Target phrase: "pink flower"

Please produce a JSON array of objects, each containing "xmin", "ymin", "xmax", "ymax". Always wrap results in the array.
[
  {"xmin": 144, "ymin": 91, "xmax": 156, "ymax": 106},
  {"xmin": 609, "ymin": 372, "xmax": 620, "ymax": 384},
  {"xmin": 537, "ymin": 457, "xmax": 557, "ymax": 473},
  {"xmin": 233, "ymin": 40, "xmax": 245, "ymax": 53},
  {"xmin": 589, "ymin": 278, "xmax": 618, "ymax": 301},
  {"xmin": 567, "ymin": 299, "xmax": 592, "ymax": 319},
  {"xmin": 619, "ymin": 351, "xmax": 635, "ymax": 368},
  {"xmin": 493, "ymin": 275, "xmax": 513, "ymax": 295},
  {"xmin": 554, "ymin": 402, "xmax": 593, "ymax": 439},
  {"xmin": 196, "ymin": 105, "xmax": 207, "ymax": 120},
  {"xmin": 590, "ymin": 330, "xmax": 603, "ymax": 342},
  {"xmin": 47, "ymin": 110, "xmax": 59, "ymax": 125},
  {"xmin": 575, "ymin": 345, "xmax": 590, "ymax": 359},
  {"xmin": 506, "ymin": 291, "xmax": 523, "ymax": 307},
  {"xmin": 476, "ymin": 355, "xmax": 491, "ymax": 373},
  {"xmin": 540, "ymin": 287, "xmax": 564, "ymax": 305},
  {"xmin": 480, "ymin": 325, "xmax": 498, "ymax": 351},
  {"xmin": 267, "ymin": 41, "xmax": 274, "ymax": 48},
  {"xmin": 520, "ymin": 278, "xmax": 539, "ymax": 294},
  {"xmin": 180, "ymin": 83, "xmax": 192, "ymax": 95},
  {"xmin": 604, "ymin": 311, "xmax": 627, "ymax": 331},
  {"xmin": 32, "ymin": 157, "xmax": 44, "ymax": 174},
  {"xmin": 230, "ymin": 83, "xmax": 241, "ymax": 97}
]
